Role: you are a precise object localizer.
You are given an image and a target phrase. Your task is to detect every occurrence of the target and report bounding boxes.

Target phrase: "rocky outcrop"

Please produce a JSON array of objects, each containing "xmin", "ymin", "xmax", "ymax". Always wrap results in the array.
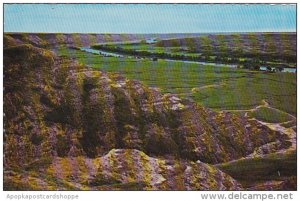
[
  {"xmin": 3, "ymin": 36, "xmax": 295, "ymax": 190},
  {"xmin": 4, "ymin": 44, "xmax": 290, "ymax": 164},
  {"xmin": 246, "ymin": 176, "xmax": 297, "ymax": 191},
  {"xmin": 4, "ymin": 33, "xmax": 145, "ymax": 48},
  {"xmin": 216, "ymin": 150, "xmax": 297, "ymax": 190},
  {"xmin": 4, "ymin": 149, "xmax": 241, "ymax": 190}
]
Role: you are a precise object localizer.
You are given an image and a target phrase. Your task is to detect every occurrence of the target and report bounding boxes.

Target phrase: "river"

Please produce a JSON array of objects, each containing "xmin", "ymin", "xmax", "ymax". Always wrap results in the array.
[
  {"xmin": 259, "ymin": 66, "xmax": 296, "ymax": 73},
  {"xmin": 80, "ymin": 47, "xmax": 125, "ymax": 58},
  {"xmin": 80, "ymin": 47, "xmax": 296, "ymax": 73}
]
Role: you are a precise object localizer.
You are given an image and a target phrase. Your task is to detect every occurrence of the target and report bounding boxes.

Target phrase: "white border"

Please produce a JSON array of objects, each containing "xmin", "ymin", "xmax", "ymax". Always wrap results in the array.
[{"xmin": 0, "ymin": 1, "xmax": 299, "ymax": 201}]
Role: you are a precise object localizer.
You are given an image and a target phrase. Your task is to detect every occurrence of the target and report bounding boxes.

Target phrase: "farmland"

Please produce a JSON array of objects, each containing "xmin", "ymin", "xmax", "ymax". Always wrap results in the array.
[
  {"xmin": 53, "ymin": 33, "xmax": 296, "ymax": 123},
  {"xmin": 3, "ymin": 2, "xmax": 298, "ymax": 191},
  {"xmin": 4, "ymin": 32, "xmax": 297, "ymax": 190},
  {"xmin": 92, "ymin": 33, "xmax": 296, "ymax": 69}
]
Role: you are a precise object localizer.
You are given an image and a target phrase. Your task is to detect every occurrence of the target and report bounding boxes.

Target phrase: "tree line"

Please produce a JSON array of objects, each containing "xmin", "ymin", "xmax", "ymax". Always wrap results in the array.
[{"xmin": 91, "ymin": 44, "xmax": 293, "ymax": 71}]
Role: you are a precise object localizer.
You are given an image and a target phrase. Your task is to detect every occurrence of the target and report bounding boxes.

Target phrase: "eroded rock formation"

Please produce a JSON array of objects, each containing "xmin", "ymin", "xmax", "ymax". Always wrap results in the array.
[{"xmin": 3, "ymin": 35, "xmax": 296, "ymax": 190}]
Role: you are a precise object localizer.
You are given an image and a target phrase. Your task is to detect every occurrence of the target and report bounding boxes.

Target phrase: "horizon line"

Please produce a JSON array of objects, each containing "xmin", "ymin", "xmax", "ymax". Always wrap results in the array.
[{"xmin": 4, "ymin": 31, "xmax": 297, "ymax": 34}]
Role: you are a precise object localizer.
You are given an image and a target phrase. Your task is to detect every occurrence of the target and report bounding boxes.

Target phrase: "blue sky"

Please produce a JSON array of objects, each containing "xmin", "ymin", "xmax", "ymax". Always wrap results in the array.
[{"xmin": 4, "ymin": 4, "xmax": 296, "ymax": 33}]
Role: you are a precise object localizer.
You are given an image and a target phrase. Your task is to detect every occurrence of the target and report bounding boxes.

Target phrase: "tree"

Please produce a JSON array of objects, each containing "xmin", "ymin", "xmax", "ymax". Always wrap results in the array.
[
  {"xmin": 277, "ymin": 67, "xmax": 284, "ymax": 72},
  {"xmin": 253, "ymin": 65, "xmax": 260, "ymax": 71}
]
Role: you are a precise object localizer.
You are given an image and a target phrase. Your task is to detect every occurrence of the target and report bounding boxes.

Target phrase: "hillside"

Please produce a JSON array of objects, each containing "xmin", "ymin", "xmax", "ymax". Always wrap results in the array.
[{"xmin": 3, "ymin": 34, "xmax": 296, "ymax": 190}]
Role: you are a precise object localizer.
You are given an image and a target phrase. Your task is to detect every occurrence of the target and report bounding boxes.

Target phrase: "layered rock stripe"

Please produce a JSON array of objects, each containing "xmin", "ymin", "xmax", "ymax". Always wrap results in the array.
[{"xmin": 3, "ymin": 34, "xmax": 296, "ymax": 190}]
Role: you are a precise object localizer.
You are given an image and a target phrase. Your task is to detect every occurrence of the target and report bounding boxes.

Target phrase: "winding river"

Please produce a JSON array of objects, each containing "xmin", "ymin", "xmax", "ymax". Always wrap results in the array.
[{"xmin": 80, "ymin": 47, "xmax": 296, "ymax": 73}]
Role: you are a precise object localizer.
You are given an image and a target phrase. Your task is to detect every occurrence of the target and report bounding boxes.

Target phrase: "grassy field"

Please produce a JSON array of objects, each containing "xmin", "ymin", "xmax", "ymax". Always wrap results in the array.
[
  {"xmin": 248, "ymin": 106, "xmax": 295, "ymax": 123},
  {"xmin": 55, "ymin": 46, "xmax": 296, "ymax": 118},
  {"xmin": 216, "ymin": 150, "xmax": 296, "ymax": 187},
  {"xmin": 93, "ymin": 33, "xmax": 296, "ymax": 70},
  {"xmin": 155, "ymin": 33, "xmax": 296, "ymax": 64},
  {"xmin": 116, "ymin": 44, "xmax": 202, "ymax": 56}
]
